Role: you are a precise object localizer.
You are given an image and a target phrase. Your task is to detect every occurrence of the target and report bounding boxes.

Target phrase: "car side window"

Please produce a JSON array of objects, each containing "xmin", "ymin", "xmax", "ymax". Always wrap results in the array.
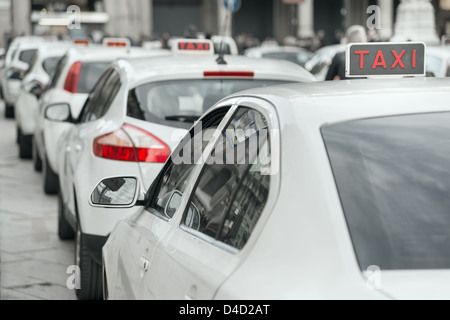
[
  {"xmin": 49, "ymin": 56, "xmax": 67, "ymax": 89},
  {"xmin": 182, "ymin": 107, "xmax": 271, "ymax": 251},
  {"xmin": 79, "ymin": 69, "xmax": 121, "ymax": 123},
  {"xmin": 146, "ymin": 108, "xmax": 231, "ymax": 220}
]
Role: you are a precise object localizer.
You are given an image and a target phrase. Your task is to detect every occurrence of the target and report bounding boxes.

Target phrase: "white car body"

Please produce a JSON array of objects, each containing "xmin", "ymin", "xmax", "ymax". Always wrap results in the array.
[
  {"xmin": 304, "ymin": 44, "xmax": 346, "ymax": 81},
  {"xmin": 2, "ymin": 38, "xmax": 56, "ymax": 109},
  {"xmin": 34, "ymin": 45, "xmax": 167, "ymax": 194},
  {"xmin": 211, "ymin": 35, "xmax": 239, "ymax": 55},
  {"xmin": 426, "ymin": 46, "xmax": 450, "ymax": 77},
  {"xmin": 15, "ymin": 43, "xmax": 73, "ymax": 153},
  {"xmin": 103, "ymin": 77, "xmax": 450, "ymax": 300},
  {"xmin": 243, "ymin": 45, "xmax": 313, "ymax": 67},
  {"xmin": 55, "ymin": 42, "xmax": 315, "ymax": 299}
]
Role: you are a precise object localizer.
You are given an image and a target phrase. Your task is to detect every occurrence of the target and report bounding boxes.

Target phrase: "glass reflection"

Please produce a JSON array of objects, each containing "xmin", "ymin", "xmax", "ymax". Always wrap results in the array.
[
  {"xmin": 323, "ymin": 112, "xmax": 450, "ymax": 270},
  {"xmin": 91, "ymin": 178, "xmax": 137, "ymax": 206}
]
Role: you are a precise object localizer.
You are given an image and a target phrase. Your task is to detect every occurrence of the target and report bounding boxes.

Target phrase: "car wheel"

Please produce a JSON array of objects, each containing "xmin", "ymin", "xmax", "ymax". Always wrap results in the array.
[
  {"xmin": 19, "ymin": 131, "xmax": 32, "ymax": 159},
  {"xmin": 102, "ymin": 264, "xmax": 109, "ymax": 300},
  {"xmin": 4, "ymin": 103, "xmax": 14, "ymax": 119},
  {"xmin": 32, "ymin": 137, "xmax": 43, "ymax": 172},
  {"xmin": 75, "ymin": 223, "xmax": 103, "ymax": 300},
  {"xmin": 43, "ymin": 157, "xmax": 59, "ymax": 195},
  {"xmin": 16, "ymin": 126, "xmax": 20, "ymax": 144},
  {"xmin": 58, "ymin": 188, "xmax": 75, "ymax": 240}
]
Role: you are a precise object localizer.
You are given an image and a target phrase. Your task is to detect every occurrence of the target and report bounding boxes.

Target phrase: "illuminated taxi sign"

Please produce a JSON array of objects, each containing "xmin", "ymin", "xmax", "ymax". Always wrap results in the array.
[
  {"xmin": 173, "ymin": 39, "xmax": 214, "ymax": 55},
  {"xmin": 74, "ymin": 39, "xmax": 90, "ymax": 46},
  {"xmin": 103, "ymin": 37, "xmax": 131, "ymax": 48},
  {"xmin": 346, "ymin": 42, "xmax": 426, "ymax": 78}
]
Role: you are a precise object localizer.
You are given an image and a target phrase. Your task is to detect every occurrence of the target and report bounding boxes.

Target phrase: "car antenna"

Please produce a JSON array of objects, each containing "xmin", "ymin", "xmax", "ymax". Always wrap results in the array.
[{"xmin": 216, "ymin": 39, "xmax": 227, "ymax": 65}]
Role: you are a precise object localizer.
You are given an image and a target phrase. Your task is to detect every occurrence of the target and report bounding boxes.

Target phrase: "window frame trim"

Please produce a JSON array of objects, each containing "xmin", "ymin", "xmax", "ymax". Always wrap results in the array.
[
  {"xmin": 143, "ymin": 103, "xmax": 239, "ymax": 223},
  {"xmin": 177, "ymin": 97, "xmax": 282, "ymax": 254}
]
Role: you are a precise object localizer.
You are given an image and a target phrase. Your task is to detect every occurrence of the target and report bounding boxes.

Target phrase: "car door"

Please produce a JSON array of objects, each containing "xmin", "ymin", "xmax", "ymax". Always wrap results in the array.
[
  {"xmin": 146, "ymin": 103, "xmax": 276, "ymax": 300},
  {"xmin": 112, "ymin": 107, "xmax": 233, "ymax": 299},
  {"xmin": 61, "ymin": 69, "xmax": 120, "ymax": 218}
]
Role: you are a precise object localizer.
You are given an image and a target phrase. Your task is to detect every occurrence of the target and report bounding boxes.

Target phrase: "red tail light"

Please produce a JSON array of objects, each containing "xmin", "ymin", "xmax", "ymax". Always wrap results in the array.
[
  {"xmin": 204, "ymin": 71, "xmax": 254, "ymax": 78},
  {"xmin": 64, "ymin": 61, "xmax": 82, "ymax": 93},
  {"xmin": 93, "ymin": 124, "xmax": 171, "ymax": 163}
]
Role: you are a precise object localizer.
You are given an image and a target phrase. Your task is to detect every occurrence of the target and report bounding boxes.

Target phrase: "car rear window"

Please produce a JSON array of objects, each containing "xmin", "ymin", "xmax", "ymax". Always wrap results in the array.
[
  {"xmin": 77, "ymin": 62, "xmax": 110, "ymax": 93},
  {"xmin": 19, "ymin": 49, "xmax": 37, "ymax": 64},
  {"xmin": 322, "ymin": 112, "xmax": 450, "ymax": 271},
  {"xmin": 42, "ymin": 57, "xmax": 62, "ymax": 75},
  {"xmin": 128, "ymin": 79, "xmax": 290, "ymax": 128}
]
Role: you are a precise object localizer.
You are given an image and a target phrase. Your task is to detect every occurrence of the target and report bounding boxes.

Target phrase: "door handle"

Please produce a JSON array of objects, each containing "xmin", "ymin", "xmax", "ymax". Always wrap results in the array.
[{"xmin": 139, "ymin": 256, "xmax": 150, "ymax": 273}]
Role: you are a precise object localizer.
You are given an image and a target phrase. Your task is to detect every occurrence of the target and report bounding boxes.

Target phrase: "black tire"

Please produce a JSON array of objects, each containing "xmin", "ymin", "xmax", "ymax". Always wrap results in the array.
[
  {"xmin": 32, "ymin": 137, "xmax": 43, "ymax": 172},
  {"xmin": 5, "ymin": 103, "xmax": 14, "ymax": 119},
  {"xmin": 19, "ymin": 132, "xmax": 32, "ymax": 159},
  {"xmin": 58, "ymin": 188, "xmax": 75, "ymax": 240},
  {"xmin": 102, "ymin": 264, "xmax": 109, "ymax": 300},
  {"xmin": 43, "ymin": 158, "xmax": 59, "ymax": 195},
  {"xmin": 16, "ymin": 126, "xmax": 21, "ymax": 145},
  {"xmin": 75, "ymin": 223, "xmax": 103, "ymax": 300}
]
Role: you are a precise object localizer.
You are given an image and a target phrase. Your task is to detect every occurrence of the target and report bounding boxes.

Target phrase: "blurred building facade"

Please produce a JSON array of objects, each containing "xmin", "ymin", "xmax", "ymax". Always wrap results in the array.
[{"xmin": 1, "ymin": 0, "xmax": 449, "ymax": 49}]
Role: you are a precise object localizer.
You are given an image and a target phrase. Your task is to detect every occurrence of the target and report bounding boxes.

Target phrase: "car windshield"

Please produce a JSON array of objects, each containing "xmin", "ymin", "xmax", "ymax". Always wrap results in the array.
[
  {"xmin": 77, "ymin": 62, "xmax": 110, "ymax": 93},
  {"xmin": 322, "ymin": 112, "xmax": 450, "ymax": 271},
  {"xmin": 128, "ymin": 79, "xmax": 290, "ymax": 128}
]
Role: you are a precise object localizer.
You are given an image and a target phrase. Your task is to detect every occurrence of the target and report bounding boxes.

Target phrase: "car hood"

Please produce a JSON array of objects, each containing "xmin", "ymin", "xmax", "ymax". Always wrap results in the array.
[{"xmin": 375, "ymin": 270, "xmax": 450, "ymax": 300}]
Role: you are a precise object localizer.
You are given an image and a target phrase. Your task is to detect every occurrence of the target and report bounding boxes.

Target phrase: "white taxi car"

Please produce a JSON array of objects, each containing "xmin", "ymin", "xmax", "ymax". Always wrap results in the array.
[
  {"xmin": 304, "ymin": 44, "xmax": 346, "ymax": 80},
  {"xmin": 33, "ymin": 42, "xmax": 166, "ymax": 194},
  {"xmin": 426, "ymin": 45, "xmax": 450, "ymax": 77},
  {"xmin": 100, "ymin": 43, "xmax": 450, "ymax": 300},
  {"xmin": 15, "ymin": 42, "xmax": 73, "ymax": 159},
  {"xmin": 2, "ymin": 38, "xmax": 56, "ymax": 118},
  {"xmin": 49, "ymin": 39, "xmax": 315, "ymax": 300}
]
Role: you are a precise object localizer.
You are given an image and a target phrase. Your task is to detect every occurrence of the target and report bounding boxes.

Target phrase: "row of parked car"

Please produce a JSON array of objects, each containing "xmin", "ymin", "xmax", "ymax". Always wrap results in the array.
[
  {"xmin": 0, "ymin": 36, "xmax": 315, "ymax": 300},
  {"xmin": 4, "ymin": 36, "xmax": 450, "ymax": 300}
]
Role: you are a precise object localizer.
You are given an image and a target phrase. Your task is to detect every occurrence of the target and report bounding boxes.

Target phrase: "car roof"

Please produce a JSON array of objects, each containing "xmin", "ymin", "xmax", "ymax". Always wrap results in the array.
[
  {"xmin": 226, "ymin": 77, "xmax": 450, "ymax": 124},
  {"xmin": 245, "ymin": 45, "xmax": 312, "ymax": 54},
  {"xmin": 64, "ymin": 45, "xmax": 168, "ymax": 62},
  {"xmin": 115, "ymin": 54, "xmax": 316, "ymax": 87}
]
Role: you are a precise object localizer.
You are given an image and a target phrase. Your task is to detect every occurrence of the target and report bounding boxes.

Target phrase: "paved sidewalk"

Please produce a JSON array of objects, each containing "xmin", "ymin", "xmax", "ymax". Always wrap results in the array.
[{"xmin": 0, "ymin": 100, "xmax": 77, "ymax": 300}]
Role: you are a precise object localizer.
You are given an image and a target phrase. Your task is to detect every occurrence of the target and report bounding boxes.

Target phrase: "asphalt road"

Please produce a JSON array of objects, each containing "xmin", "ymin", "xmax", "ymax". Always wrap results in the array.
[{"xmin": 0, "ymin": 100, "xmax": 77, "ymax": 300}]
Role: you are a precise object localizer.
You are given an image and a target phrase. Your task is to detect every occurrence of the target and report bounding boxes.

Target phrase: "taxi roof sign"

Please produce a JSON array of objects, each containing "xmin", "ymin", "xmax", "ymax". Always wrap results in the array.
[
  {"xmin": 103, "ymin": 37, "xmax": 131, "ymax": 48},
  {"xmin": 346, "ymin": 42, "xmax": 426, "ymax": 78},
  {"xmin": 74, "ymin": 39, "xmax": 90, "ymax": 46},
  {"xmin": 173, "ymin": 39, "xmax": 215, "ymax": 55}
]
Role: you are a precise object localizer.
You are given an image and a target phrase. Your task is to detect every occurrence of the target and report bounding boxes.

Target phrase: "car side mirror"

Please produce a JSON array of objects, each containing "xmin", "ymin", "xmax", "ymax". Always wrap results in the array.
[
  {"xmin": 45, "ymin": 103, "xmax": 72, "ymax": 122},
  {"xmin": 90, "ymin": 177, "xmax": 140, "ymax": 208},
  {"xmin": 6, "ymin": 69, "xmax": 23, "ymax": 81},
  {"xmin": 26, "ymin": 81, "xmax": 45, "ymax": 99},
  {"xmin": 164, "ymin": 190, "xmax": 183, "ymax": 219}
]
